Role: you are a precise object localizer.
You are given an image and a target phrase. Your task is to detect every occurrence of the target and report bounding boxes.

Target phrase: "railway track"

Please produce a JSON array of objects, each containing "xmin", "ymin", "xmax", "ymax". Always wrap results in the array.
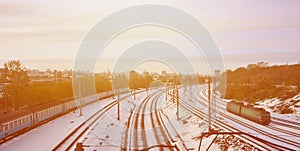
[
  {"xmin": 178, "ymin": 97, "xmax": 291, "ymax": 150},
  {"xmin": 192, "ymin": 86, "xmax": 300, "ymax": 150},
  {"xmin": 122, "ymin": 90, "xmax": 176, "ymax": 150},
  {"xmin": 133, "ymin": 92, "xmax": 157, "ymax": 150},
  {"xmin": 177, "ymin": 87, "xmax": 292, "ymax": 150},
  {"xmin": 218, "ymin": 111, "xmax": 300, "ymax": 148},
  {"xmin": 52, "ymin": 92, "xmax": 136, "ymax": 151},
  {"xmin": 272, "ymin": 117, "xmax": 300, "ymax": 127},
  {"xmin": 266, "ymin": 124, "xmax": 300, "ymax": 137},
  {"xmin": 197, "ymin": 87, "xmax": 300, "ymax": 138},
  {"xmin": 122, "ymin": 91, "xmax": 161, "ymax": 150},
  {"xmin": 151, "ymin": 91, "xmax": 174, "ymax": 150},
  {"xmin": 271, "ymin": 120, "xmax": 300, "ymax": 131}
]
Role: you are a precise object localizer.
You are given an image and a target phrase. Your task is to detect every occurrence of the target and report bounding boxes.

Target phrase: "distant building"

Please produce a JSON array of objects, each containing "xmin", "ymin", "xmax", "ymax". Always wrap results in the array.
[
  {"xmin": 27, "ymin": 69, "xmax": 72, "ymax": 82},
  {"xmin": 150, "ymin": 72, "xmax": 160, "ymax": 80},
  {"xmin": 214, "ymin": 70, "xmax": 221, "ymax": 77},
  {"xmin": 161, "ymin": 71, "xmax": 167, "ymax": 76},
  {"xmin": 28, "ymin": 69, "xmax": 40, "ymax": 77},
  {"xmin": 62, "ymin": 70, "xmax": 72, "ymax": 79}
]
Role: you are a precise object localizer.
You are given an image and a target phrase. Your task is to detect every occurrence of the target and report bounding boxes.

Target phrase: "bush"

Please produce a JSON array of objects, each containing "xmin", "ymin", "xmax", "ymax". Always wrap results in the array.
[{"xmin": 280, "ymin": 108, "xmax": 294, "ymax": 114}]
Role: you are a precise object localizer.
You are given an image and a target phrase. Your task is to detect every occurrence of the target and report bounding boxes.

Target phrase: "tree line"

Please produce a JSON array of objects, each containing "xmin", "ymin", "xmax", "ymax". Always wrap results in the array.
[
  {"xmin": 217, "ymin": 62, "xmax": 300, "ymax": 103},
  {"xmin": 0, "ymin": 60, "xmax": 170, "ymax": 112},
  {"xmin": 0, "ymin": 60, "xmax": 113, "ymax": 111}
]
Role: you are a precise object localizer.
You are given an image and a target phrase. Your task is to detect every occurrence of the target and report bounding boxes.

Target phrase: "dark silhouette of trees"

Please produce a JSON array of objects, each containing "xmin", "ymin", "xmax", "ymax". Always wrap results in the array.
[
  {"xmin": 149, "ymin": 80, "xmax": 163, "ymax": 87},
  {"xmin": 129, "ymin": 70, "xmax": 157, "ymax": 90},
  {"xmin": 112, "ymin": 73, "xmax": 128, "ymax": 90},
  {"xmin": 217, "ymin": 62, "xmax": 300, "ymax": 103},
  {"xmin": 2, "ymin": 60, "xmax": 29, "ymax": 110},
  {"xmin": 95, "ymin": 75, "xmax": 112, "ymax": 92},
  {"xmin": 21, "ymin": 75, "xmax": 112, "ymax": 106},
  {"xmin": 129, "ymin": 70, "xmax": 144, "ymax": 89},
  {"xmin": 129, "ymin": 71, "xmax": 139, "ymax": 90},
  {"xmin": 22, "ymin": 81, "xmax": 73, "ymax": 106},
  {"xmin": 144, "ymin": 71, "xmax": 154, "ymax": 89}
]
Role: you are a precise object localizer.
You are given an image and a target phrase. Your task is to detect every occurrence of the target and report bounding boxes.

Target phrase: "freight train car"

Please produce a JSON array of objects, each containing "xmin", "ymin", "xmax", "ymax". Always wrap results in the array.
[{"xmin": 226, "ymin": 101, "xmax": 271, "ymax": 125}]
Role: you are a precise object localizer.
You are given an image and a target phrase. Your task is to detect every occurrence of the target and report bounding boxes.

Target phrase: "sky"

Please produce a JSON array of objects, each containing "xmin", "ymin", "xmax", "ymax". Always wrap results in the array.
[{"xmin": 0, "ymin": 0, "xmax": 300, "ymax": 73}]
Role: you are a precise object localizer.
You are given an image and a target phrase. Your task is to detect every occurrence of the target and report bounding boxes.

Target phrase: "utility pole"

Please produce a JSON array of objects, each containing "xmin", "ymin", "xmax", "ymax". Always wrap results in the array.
[
  {"xmin": 165, "ymin": 83, "xmax": 168, "ymax": 101},
  {"xmin": 207, "ymin": 77, "xmax": 211, "ymax": 131},
  {"xmin": 133, "ymin": 78, "xmax": 136, "ymax": 100},
  {"xmin": 117, "ymin": 89, "xmax": 120, "ymax": 120},
  {"xmin": 197, "ymin": 77, "xmax": 216, "ymax": 151},
  {"xmin": 144, "ymin": 70, "xmax": 148, "ymax": 97},
  {"xmin": 176, "ymin": 85, "xmax": 179, "ymax": 120},
  {"xmin": 132, "ymin": 75, "xmax": 136, "ymax": 100},
  {"xmin": 189, "ymin": 83, "xmax": 192, "ymax": 101},
  {"xmin": 80, "ymin": 98, "xmax": 83, "ymax": 116},
  {"xmin": 172, "ymin": 84, "xmax": 175, "ymax": 103},
  {"xmin": 114, "ymin": 75, "xmax": 121, "ymax": 120},
  {"xmin": 79, "ymin": 80, "xmax": 83, "ymax": 116}
]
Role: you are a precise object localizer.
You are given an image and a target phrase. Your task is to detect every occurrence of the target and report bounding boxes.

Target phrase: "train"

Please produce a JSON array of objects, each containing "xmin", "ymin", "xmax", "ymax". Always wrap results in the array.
[
  {"xmin": 0, "ymin": 88, "xmax": 128, "ymax": 142},
  {"xmin": 226, "ymin": 101, "xmax": 271, "ymax": 125}
]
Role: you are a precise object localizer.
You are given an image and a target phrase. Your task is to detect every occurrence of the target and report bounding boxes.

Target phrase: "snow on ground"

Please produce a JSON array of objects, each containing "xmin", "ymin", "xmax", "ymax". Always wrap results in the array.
[
  {"xmin": 256, "ymin": 93, "xmax": 300, "ymax": 121},
  {"xmin": 0, "ymin": 110, "xmax": 84, "ymax": 151},
  {"xmin": 82, "ymin": 87, "xmax": 221, "ymax": 150},
  {"xmin": 78, "ymin": 86, "xmax": 300, "ymax": 151},
  {"xmin": 178, "ymin": 87, "xmax": 258, "ymax": 151},
  {"xmin": 159, "ymin": 92, "xmax": 217, "ymax": 150},
  {"xmin": 0, "ymin": 92, "xmax": 133, "ymax": 151},
  {"xmin": 2, "ymin": 85, "xmax": 299, "ymax": 151},
  {"xmin": 186, "ymin": 85, "xmax": 300, "ymax": 150},
  {"xmin": 168, "ymin": 86, "xmax": 226, "ymax": 150},
  {"xmin": 74, "ymin": 90, "xmax": 149, "ymax": 151}
]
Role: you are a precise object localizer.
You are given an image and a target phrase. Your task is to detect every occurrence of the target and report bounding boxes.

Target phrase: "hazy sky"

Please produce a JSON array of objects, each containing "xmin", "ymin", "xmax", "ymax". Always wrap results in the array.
[{"xmin": 0, "ymin": 0, "xmax": 299, "ymax": 72}]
